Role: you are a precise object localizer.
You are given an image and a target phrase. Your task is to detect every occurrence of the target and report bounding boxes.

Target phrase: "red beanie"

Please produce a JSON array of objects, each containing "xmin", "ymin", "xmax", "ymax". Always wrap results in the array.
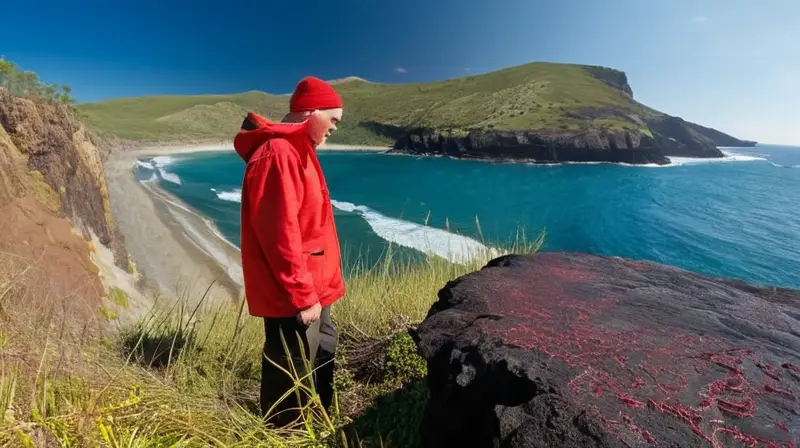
[{"xmin": 289, "ymin": 76, "xmax": 343, "ymax": 113}]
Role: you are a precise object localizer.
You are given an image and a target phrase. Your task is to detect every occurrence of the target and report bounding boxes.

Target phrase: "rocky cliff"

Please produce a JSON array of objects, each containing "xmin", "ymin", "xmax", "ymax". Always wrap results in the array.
[
  {"xmin": 412, "ymin": 252, "xmax": 799, "ymax": 447},
  {"xmin": 0, "ymin": 88, "xmax": 131, "ymax": 323},
  {"xmin": 583, "ymin": 66, "xmax": 634, "ymax": 98},
  {"xmin": 390, "ymin": 127, "xmax": 672, "ymax": 165},
  {"xmin": 388, "ymin": 114, "xmax": 752, "ymax": 165},
  {"xmin": 388, "ymin": 67, "xmax": 756, "ymax": 164},
  {"xmin": 388, "ymin": 112, "xmax": 733, "ymax": 164},
  {"xmin": 684, "ymin": 121, "xmax": 758, "ymax": 148}
]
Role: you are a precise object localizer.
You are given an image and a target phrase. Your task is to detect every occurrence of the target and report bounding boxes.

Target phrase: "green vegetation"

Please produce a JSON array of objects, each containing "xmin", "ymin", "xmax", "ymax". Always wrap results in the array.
[
  {"xmin": 77, "ymin": 62, "xmax": 659, "ymax": 146},
  {"xmin": 107, "ymin": 286, "xmax": 130, "ymax": 310},
  {"xmin": 0, "ymin": 58, "xmax": 76, "ymax": 106},
  {"xmin": 0, "ymin": 230, "xmax": 544, "ymax": 447}
]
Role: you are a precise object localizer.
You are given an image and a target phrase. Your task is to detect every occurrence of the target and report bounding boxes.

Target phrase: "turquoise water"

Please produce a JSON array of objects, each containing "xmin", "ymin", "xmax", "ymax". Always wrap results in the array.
[{"xmin": 135, "ymin": 145, "xmax": 800, "ymax": 289}]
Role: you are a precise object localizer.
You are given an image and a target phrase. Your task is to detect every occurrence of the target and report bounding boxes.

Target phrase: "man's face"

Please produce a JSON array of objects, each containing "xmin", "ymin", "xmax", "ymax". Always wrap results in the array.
[{"xmin": 309, "ymin": 108, "xmax": 343, "ymax": 147}]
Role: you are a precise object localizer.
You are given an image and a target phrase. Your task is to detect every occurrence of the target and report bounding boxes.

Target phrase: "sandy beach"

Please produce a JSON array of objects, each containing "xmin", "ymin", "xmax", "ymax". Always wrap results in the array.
[
  {"xmin": 104, "ymin": 145, "xmax": 242, "ymax": 307},
  {"xmin": 102, "ymin": 141, "xmax": 390, "ymax": 307}
]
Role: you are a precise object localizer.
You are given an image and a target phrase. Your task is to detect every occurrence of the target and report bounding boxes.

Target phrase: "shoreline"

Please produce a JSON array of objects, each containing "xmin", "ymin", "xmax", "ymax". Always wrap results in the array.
[
  {"xmin": 384, "ymin": 147, "xmax": 764, "ymax": 168},
  {"xmin": 115, "ymin": 140, "xmax": 391, "ymax": 159},
  {"xmin": 103, "ymin": 148, "xmax": 244, "ymax": 306}
]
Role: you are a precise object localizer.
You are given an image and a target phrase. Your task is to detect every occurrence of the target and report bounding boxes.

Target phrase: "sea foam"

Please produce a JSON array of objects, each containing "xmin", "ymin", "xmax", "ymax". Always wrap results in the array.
[
  {"xmin": 666, "ymin": 150, "xmax": 767, "ymax": 166},
  {"xmin": 150, "ymin": 156, "xmax": 182, "ymax": 185},
  {"xmin": 331, "ymin": 199, "xmax": 500, "ymax": 264},
  {"xmin": 136, "ymin": 160, "xmax": 155, "ymax": 170},
  {"xmin": 211, "ymin": 188, "xmax": 242, "ymax": 203}
]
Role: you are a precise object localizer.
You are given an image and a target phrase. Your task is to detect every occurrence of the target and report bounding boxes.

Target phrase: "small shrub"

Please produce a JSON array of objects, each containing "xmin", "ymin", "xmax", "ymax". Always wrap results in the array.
[{"xmin": 384, "ymin": 332, "xmax": 426, "ymax": 388}]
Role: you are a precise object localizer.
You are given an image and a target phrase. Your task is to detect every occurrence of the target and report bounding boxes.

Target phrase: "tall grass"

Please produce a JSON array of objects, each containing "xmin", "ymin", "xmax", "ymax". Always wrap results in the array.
[{"xmin": 0, "ymin": 224, "xmax": 544, "ymax": 447}]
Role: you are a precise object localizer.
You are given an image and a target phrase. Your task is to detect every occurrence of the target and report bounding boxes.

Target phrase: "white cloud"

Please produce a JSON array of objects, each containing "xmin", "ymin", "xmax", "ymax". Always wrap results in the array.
[
  {"xmin": 691, "ymin": 16, "xmax": 709, "ymax": 24},
  {"xmin": 395, "ymin": 67, "xmax": 407, "ymax": 74},
  {"xmin": 465, "ymin": 68, "xmax": 471, "ymax": 73}
]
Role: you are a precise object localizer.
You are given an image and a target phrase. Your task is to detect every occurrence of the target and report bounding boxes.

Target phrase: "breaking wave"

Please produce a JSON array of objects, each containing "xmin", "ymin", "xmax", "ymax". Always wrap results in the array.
[
  {"xmin": 150, "ymin": 156, "xmax": 182, "ymax": 185},
  {"xmin": 210, "ymin": 188, "xmax": 242, "ymax": 203},
  {"xmin": 666, "ymin": 150, "xmax": 767, "ymax": 166},
  {"xmin": 331, "ymin": 199, "xmax": 500, "ymax": 264},
  {"xmin": 136, "ymin": 160, "xmax": 155, "ymax": 170}
]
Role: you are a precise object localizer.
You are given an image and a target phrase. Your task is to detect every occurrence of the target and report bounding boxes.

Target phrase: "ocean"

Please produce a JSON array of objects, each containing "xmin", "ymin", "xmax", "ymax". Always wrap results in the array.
[{"xmin": 133, "ymin": 145, "xmax": 800, "ymax": 290}]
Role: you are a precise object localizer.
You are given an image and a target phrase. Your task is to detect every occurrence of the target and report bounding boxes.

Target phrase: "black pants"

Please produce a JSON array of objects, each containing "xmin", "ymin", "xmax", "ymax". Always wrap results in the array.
[{"xmin": 260, "ymin": 306, "xmax": 337, "ymax": 427}]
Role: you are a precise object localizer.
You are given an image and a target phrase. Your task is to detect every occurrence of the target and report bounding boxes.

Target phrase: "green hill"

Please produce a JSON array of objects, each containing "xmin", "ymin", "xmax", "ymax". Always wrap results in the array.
[{"xmin": 77, "ymin": 61, "xmax": 756, "ymax": 161}]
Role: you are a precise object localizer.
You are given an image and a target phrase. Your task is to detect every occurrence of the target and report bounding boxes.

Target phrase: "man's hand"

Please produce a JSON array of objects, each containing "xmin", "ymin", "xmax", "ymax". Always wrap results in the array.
[{"xmin": 297, "ymin": 302, "xmax": 322, "ymax": 326}]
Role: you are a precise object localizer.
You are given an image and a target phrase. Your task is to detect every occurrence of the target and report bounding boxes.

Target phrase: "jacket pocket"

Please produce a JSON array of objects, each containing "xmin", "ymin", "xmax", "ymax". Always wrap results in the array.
[{"xmin": 302, "ymin": 235, "xmax": 325, "ymax": 255}]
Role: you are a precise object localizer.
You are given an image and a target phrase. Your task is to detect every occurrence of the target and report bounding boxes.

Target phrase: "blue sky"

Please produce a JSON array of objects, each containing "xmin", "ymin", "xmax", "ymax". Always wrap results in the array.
[{"xmin": 2, "ymin": 0, "xmax": 798, "ymax": 145}]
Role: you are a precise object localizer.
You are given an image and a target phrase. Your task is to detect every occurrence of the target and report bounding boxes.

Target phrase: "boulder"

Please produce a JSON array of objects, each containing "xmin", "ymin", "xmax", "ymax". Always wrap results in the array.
[{"xmin": 413, "ymin": 252, "xmax": 800, "ymax": 447}]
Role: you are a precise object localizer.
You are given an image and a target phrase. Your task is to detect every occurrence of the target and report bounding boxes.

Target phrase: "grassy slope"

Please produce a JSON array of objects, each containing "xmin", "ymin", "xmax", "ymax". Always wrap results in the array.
[
  {"xmin": 1, "ymin": 233, "xmax": 543, "ymax": 447},
  {"xmin": 77, "ymin": 62, "xmax": 657, "ymax": 147}
]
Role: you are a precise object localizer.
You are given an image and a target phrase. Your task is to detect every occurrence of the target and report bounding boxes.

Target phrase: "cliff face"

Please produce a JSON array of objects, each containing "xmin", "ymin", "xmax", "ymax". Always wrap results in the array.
[
  {"xmin": 0, "ymin": 89, "xmax": 128, "ymax": 266},
  {"xmin": 583, "ymin": 66, "xmax": 634, "ymax": 98},
  {"xmin": 0, "ymin": 88, "xmax": 131, "ymax": 323},
  {"xmin": 390, "ymin": 127, "xmax": 671, "ymax": 165},
  {"xmin": 683, "ymin": 121, "xmax": 758, "ymax": 147},
  {"xmin": 643, "ymin": 114, "xmax": 728, "ymax": 158},
  {"xmin": 388, "ymin": 112, "xmax": 732, "ymax": 164}
]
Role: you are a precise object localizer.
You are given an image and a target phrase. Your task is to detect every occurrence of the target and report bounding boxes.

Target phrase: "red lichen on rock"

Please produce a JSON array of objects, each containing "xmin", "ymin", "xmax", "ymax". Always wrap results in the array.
[
  {"xmin": 471, "ymin": 256, "xmax": 798, "ymax": 447},
  {"xmin": 764, "ymin": 384, "xmax": 794, "ymax": 397}
]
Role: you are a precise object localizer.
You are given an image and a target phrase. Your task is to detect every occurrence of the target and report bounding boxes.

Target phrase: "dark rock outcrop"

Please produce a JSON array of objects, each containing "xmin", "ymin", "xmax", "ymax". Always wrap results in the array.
[
  {"xmin": 387, "ymin": 112, "xmax": 741, "ymax": 164},
  {"xmin": 412, "ymin": 252, "xmax": 800, "ymax": 448},
  {"xmin": 684, "ymin": 121, "xmax": 758, "ymax": 148},
  {"xmin": 390, "ymin": 128, "xmax": 671, "ymax": 165},
  {"xmin": 583, "ymin": 66, "xmax": 635, "ymax": 98},
  {"xmin": 643, "ymin": 115, "xmax": 727, "ymax": 158}
]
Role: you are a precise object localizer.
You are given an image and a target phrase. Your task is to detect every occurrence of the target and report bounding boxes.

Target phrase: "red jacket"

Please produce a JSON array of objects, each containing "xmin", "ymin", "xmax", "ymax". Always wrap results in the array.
[{"xmin": 233, "ymin": 112, "xmax": 345, "ymax": 318}]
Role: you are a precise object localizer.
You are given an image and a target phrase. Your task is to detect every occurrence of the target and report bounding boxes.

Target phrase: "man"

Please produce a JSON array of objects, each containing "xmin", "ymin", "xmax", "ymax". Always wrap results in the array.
[{"xmin": 233, "ymin": 76, "xmax": 346, "ymax": 427}]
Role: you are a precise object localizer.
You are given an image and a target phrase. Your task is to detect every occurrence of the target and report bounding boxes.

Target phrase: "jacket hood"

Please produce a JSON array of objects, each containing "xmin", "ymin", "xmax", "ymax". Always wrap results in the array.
[{"xmin": 233, "ymin": 112, "xmax": 312, "ymax": 162}]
